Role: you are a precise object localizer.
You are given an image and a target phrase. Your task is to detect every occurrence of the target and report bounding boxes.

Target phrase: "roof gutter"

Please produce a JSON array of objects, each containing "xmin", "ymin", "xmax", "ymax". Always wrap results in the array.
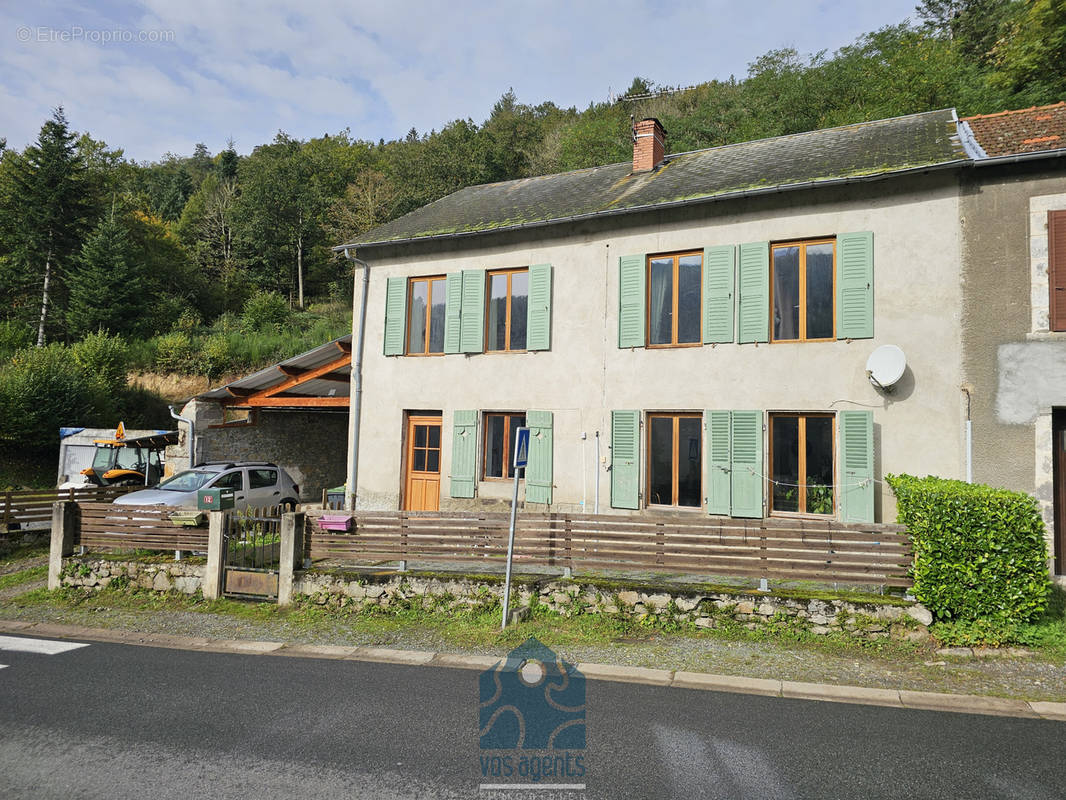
[{"xmin": 338, "ymin": 158, "xmax": 973, "ymax": 252}]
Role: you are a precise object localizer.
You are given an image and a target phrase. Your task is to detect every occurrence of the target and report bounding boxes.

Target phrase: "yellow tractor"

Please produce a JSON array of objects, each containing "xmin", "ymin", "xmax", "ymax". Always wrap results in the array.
[{"xmin": 78, "ymin": 423, "xmax": 179, "ymax": 488}]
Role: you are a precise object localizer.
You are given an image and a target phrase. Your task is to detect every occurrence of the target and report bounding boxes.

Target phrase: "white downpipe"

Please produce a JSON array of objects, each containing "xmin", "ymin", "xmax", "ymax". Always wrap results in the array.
[
  {"xmin": 581, "ymin": 432, "xmax": 587, "ymax": 511},
  {"xmin": 343, "ymin": 251, "xmax": 370, "ymax": 512},
  {"xmin": 168, "ymin": 405, "xmax": 195, "ymax": 469},
  {"xmin": 966, "ymin": 420, "xmax": 973, "ymax": 484}
]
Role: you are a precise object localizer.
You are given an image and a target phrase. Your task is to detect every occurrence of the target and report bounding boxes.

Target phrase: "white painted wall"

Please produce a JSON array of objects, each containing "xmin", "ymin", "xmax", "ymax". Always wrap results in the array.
[{"xmin": 349, "ymin": 177, "xmax": 965, "ymax": 521}]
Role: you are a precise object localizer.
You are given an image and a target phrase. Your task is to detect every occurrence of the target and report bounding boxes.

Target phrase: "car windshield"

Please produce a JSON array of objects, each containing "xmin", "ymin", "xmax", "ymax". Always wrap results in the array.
[{"xmin": 155, "ymin": 470, "xmax": 217, "ymax": 492}]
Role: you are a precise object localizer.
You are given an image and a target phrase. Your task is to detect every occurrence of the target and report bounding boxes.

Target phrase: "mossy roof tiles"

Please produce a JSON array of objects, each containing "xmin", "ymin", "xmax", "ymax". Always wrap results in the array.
[{"xmin": 343, "ymin": 109, "xmax": 965, "ymax": 249}]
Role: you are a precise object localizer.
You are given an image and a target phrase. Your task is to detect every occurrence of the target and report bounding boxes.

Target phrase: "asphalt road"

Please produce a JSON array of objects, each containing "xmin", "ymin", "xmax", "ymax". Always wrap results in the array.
[{"xmin": 0, "ymin": 634, "xmax": 1062, "ymax": 799}]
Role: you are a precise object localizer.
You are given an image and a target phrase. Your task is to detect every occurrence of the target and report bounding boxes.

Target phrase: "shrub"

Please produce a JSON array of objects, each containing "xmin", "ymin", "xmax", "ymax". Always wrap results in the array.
[
  {"xmin": 152, "ymin": 331, "xmax": 198, "ymax": 373},
  {"xmin": 0, "ymin": 344, "xmax": 106, "ymax": 446},
  {"xmin": 241, "ymin": 290, "xmax": 290, "ymax": 333},
  {"xmin": 0, "ymin": 320, "xmax": 32, "ymax": 361},
  {"xmin": 71, "ymin": 330, "xmax": 129, "ymax": 395},
  {"xmin": 200, "ymin": 333, "xmax": 234, "ymax": 380},
  {"xmin": 887, "ymin": 474, "xmax": 1051, "ymax": 623}
]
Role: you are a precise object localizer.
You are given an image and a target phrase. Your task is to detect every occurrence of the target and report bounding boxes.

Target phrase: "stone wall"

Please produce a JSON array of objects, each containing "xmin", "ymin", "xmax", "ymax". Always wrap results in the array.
[
  {"xmin": 61, "ymin": 557, "xmax": 204, "ymax": 594},
  {"xmin": 295, "ymin": 570, "xmax": 931, "ymax": 642},
  {"xmin": 167, "ymin": 399, "xmax": 348, "ymax": 500}
]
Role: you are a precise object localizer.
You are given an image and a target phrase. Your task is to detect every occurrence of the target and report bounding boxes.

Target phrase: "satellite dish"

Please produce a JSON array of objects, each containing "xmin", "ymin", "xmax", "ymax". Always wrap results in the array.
[{"xmin": 866, "ymin": 345, "xmax": 906, "ymax": 391}]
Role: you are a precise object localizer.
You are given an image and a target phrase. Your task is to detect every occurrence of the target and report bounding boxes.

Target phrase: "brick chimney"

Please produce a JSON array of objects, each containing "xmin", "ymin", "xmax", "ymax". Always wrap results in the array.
[{"xmin": 632, "ymin": 118, "xmax": 666, "ymax": 172}]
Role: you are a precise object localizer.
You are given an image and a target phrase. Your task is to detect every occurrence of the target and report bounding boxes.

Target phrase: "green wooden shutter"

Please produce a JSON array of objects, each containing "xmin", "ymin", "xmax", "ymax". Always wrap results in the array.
[
  {"xmin": 460, "ymin": 269, "xmax": 485, "ymax": 353},
  {"xmin": 449, "ymin": 410, "xmax": 478, "ymax": 498},
  {"xmin": 703, "ymin": 245, "xmax": 736, "ymax": 343},
  {"xmin": 737, "ymin": 242, "xmax": 769, "ymax": 344},
  {"xmin": 618, "ymin": 254, "xmax": 646, "ymax": 348},
  {"xmin": 527, "ymin": 264, "xmax": 552, "ymax": 351},
  {"xmin": 837, "ymin": 232, "xmax": 874, "ymax": 340},
  {"xmin": 705, "ymin": 410, "xmax": 731, "ymax": 515},
  {"xmin": 840, "ymin": 410, "xmax": 874, "ymax": 523},
  {"xmin": 443, "ymin": 272, "xmax": 463, "ymax": 354},
  {"xmin": 383, "ymin": 277, "xmax": 407, "ymax": 355},
  {"xmin": 729, "ymin": 410, "xmax": 763, "ymax": 518},
  {"xmin": 611, "ymin": 410, "xmax": 640, "ymax": 509},
  {"xmin": 525, "ymin": 410, "xmax": 553, "ymax": 504}
]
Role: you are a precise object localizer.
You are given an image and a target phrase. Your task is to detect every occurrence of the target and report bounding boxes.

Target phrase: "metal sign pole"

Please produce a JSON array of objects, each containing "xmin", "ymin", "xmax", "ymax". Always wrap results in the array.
[{"xmin": 501, "ymin": 427, "xmax": 529, "ymax": 630}]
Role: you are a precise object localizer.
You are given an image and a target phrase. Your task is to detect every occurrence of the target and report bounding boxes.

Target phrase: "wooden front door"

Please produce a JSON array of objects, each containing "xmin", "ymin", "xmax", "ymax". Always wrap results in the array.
[{"xmin": 404, "ymin": 415, "xmax": 442, "ymax": 511}]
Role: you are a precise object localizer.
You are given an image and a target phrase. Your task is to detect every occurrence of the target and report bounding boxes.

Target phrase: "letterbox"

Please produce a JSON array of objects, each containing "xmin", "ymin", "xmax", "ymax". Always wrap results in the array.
[{"xmin": 197, "ymin": 488, "xmax": 235, "ymax": 511}]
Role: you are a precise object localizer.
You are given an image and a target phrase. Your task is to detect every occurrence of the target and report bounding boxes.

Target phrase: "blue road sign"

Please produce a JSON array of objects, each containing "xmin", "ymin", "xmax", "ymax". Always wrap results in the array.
[{"xmin": 513, "ymin": 427, "xmax": 530, "ymax": 469}]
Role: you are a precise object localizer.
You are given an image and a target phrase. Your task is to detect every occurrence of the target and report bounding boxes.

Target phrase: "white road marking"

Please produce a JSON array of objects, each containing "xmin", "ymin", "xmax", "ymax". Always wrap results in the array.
[
  {"xmin": 0, "ymin": 664, "xmax": 7, "ymax": 669},
  {"xmin": 0, "ymin": 636, "xmax": 89, "ymax": 655}
]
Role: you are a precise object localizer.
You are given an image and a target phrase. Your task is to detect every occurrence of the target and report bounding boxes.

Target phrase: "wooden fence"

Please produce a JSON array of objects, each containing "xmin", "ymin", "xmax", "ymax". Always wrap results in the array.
[
  {"xmin": 77, "ymin": 503, "xmax": 209, "ymax": 552},
  {"xmin": 1, "ymin": 486, "xmax": 135, "ymax": 530},
  {"xmin": 308, "ymin": 511, "xmax": 913, "ymax": 586}
]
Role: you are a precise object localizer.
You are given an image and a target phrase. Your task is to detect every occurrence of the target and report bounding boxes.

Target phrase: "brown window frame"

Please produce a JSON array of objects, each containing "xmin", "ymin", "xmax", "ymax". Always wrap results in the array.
[
  {"xmin": 485, "ymin": 267, "xmax": 529, "ymax": 353},
  {"xmin": 482, "ymin": 412, "xmax": 526, "ymax": 480},
  {"xmin": 645, "ymin": 411, "xmax": 703, "ymax": 509},
  {"xmin": 405, "ymin": 275, "xmax": 446, "ymax": 356},
  {"xmin": 1050, "ymin": 210, "xmax": 1066, "ymax": 333},
  {"xmin": 770, "ymin": 238, "xmax": 836, "ymax": 343},
  {"xmin": 768, "ymin": 412, "xmax": 836, "ymax": 516},
  {"xmin": 646, "ymin": 251, "xmax": 703, "ymax": 348}
]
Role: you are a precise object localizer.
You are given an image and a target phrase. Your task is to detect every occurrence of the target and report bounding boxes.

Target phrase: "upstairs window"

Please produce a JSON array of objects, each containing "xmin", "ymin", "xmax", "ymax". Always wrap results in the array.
[
  {"xmin": 771, "ymin": 239, "xmax": 835, "ymax": 342},
  {"xmin": 648, "ymin": 252, "xmax": 702, "ymax": 346},
  {"xmin": 483, "ymin": 412, "xmax": 526, "ymax": 479},
  {"xmin": 486, "ymin": 268, "xmax": 528, "ymax": 351},
  {"xmin": 407, "ymin": 276, "xmax": 446, "ymax": 355}
]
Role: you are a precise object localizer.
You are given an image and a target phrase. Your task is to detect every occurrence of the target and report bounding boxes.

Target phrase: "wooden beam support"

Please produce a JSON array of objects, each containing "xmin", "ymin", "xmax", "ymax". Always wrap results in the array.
[
  {"xmin": 243, "ymin": 396, "xmax": 350, "ymax": 408},
  {"xmin": 277, "ymin": 365, "xmax": 306, "ymax": 378},
  {"xmin": 335, "ymin": 340, "xmax": 352, "ymax": 354}
]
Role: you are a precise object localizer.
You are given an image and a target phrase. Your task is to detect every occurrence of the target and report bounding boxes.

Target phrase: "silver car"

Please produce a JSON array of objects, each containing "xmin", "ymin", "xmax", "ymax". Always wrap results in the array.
[{"xmin": 113, "ymin": 461, "xmax": 300, "ymax": 511}]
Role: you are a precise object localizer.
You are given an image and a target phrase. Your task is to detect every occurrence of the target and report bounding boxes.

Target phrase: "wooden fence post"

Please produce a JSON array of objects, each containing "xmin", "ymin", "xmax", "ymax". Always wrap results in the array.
[{"xmin": 47, "ymin": 501, "xmax": 78, "ymax": 590}]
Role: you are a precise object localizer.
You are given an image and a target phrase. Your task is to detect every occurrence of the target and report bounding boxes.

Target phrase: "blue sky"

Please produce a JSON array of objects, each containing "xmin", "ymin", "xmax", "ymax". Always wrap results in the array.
[{"xmin": 1, "ymin": 1, "xmax": 921, "ymax": 163}]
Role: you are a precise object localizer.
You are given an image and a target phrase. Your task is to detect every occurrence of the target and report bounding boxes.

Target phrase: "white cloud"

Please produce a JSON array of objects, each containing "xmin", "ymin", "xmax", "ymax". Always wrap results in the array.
[{"xmin": 0, "ymin": 0, "xmax": 921, "ymax": 161}]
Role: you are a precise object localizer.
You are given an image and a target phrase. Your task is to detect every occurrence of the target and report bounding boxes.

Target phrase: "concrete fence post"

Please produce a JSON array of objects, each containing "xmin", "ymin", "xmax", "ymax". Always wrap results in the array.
[
  {"xmin": 47, "ymin": 501, "xmax": 78, "ymax": 590},
  {"xmin": 278, "ymin": 512, "xmax": 305, "ymax": 606},
  {"xmin": 203, "ymin": 511, "xmax": 225, "ymax": 600}
]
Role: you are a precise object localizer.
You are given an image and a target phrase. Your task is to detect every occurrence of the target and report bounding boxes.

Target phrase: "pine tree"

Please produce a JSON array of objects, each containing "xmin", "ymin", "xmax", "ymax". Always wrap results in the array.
[
  {"xmin": 6, "ymin": 108, "xmax": 92, "ymax": 345},
  {"xmin": 67, "ymin": 211, "xmax": 143, "ymax": 338}
]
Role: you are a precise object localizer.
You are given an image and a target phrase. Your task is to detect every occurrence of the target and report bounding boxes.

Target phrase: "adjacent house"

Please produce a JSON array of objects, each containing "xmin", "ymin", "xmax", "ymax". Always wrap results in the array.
[{"xmin": 336, "ymin": 105, "xmax": 1066, "ymax": 582}]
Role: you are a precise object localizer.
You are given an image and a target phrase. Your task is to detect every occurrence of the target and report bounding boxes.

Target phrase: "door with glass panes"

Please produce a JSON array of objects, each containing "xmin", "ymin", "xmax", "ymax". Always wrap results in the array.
[{"xmin": 404, "ymin": 415, "xmax": 442, "ymax": 511}]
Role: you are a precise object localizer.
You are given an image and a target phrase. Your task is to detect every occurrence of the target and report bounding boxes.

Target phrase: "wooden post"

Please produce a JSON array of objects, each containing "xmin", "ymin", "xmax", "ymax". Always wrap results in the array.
[
  {"xmin": 47, "ymin": 501, "xmax": 78, "ymax": 590},
  {"xmin": 2, "ymin": 491, "xmax": 10, "ymax": 530}
]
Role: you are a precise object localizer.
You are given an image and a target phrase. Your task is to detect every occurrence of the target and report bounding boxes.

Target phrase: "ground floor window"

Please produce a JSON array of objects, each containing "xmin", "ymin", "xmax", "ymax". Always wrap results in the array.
[
  {"xmin": 647, "ymin": 413, "xmax": 702, "ymax": 507},
  {"xmin": 483, "ymin": 412, "xmax": 526, "ymax": 479},
  {"xmin": 769, "ymin": 413, "xmax": 834, "ymax": 514}
]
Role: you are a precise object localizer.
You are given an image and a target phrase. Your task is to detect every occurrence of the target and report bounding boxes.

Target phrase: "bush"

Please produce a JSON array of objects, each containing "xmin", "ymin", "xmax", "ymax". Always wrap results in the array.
[
  {"xmin": 888, "ymin": 474, "xmax": 1051, "ymax": 623},
  {"xmin": 241, "ymin": 290, "xmax": 290, "ymax": 333},
  {"xmin": 200, "ymin": 333, "xmax": 234, "ymax": 380},
  {"xmin": 0, "ymin": 344, "xmax": 106, "ymax": 446},
  {"xmin": 0, "ymin": 320, "xmax": 32, "ymax": 361},
  {"xmin": 71, "ymin": 331, "xmax": 129, "ymax": 395},
  {"xmin": 152, "ymin": 331, "xmax": 198, "ymax": 373}
]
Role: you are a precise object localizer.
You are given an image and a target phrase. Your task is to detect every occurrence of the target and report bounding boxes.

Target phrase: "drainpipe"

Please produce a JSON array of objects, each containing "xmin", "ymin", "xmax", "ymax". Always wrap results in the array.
[
  {"xmin": 168, "ymin": 405, "xmax": 195, "ymax": 469},
  {"xmin": 961, "ymin": 385, "xmax": 973, "ymax": 483},
  {"xmin": 341, "ymin": 249, "xmax": 370, "ymax": 511}
]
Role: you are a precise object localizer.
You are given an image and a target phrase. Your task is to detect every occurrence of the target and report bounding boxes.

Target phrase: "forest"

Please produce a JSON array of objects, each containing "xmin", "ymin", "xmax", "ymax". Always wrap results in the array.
[{"xmin": 0, "ymin": 0, "xmax": 1063, "ymax": 480}]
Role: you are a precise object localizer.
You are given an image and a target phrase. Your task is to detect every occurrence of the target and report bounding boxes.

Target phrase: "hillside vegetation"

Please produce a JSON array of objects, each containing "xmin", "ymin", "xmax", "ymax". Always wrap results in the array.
[{"xmin": 0, "ymin": 0, "xmax": 1063, "ymax": 464}]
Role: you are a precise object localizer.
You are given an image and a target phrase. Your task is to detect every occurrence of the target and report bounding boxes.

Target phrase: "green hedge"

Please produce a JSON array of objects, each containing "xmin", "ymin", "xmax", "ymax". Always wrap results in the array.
[{"xmin": 888, "ymin": 474, "xmax": 1051, "ymax": 622}]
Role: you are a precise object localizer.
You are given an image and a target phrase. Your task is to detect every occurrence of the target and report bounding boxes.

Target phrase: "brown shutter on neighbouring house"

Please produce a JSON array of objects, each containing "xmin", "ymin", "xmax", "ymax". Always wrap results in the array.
[{"xmin": 1051, "ymin": 210, "xmax": 1066, "ymax": 332}]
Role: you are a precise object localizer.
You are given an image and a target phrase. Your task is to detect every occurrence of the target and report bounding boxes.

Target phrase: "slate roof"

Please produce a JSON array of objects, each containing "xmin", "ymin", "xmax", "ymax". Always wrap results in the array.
[
  {"xmin": 343, "ymin": 109, "xmax": 965, "ymax": 250},
  {"xmin": 962, "ymin": 102, "xmax": 1066, "ymax": 158}
]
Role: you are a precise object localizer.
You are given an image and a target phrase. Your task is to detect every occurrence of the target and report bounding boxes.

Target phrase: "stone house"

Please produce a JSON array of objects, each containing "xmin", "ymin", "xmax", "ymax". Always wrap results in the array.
[{"xmin": 318, "ymin": 104, "xmax": 1066, "ymax": 582}]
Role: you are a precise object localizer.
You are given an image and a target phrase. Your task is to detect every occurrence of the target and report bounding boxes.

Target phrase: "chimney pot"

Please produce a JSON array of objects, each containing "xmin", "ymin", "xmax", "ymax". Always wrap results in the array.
[{"xmin": 632, "ymin": 118, "xmax": 666, "ymax": 172}]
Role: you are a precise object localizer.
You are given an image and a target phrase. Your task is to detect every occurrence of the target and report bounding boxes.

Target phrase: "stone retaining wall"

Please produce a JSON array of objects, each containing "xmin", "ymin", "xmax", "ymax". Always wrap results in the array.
[
  {"xmin": 61, "ymin": 558, "xmax": 205, "ymax": 594},
  {"xmin": 297, "ymin": 571, "xmax": 932, "ymax": 642}
]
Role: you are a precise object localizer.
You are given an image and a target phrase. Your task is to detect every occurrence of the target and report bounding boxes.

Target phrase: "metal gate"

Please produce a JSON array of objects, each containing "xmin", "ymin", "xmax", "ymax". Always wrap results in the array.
[{"xmin": 222, "ymin": 508, "xmax": 282, "ymax": 600}]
